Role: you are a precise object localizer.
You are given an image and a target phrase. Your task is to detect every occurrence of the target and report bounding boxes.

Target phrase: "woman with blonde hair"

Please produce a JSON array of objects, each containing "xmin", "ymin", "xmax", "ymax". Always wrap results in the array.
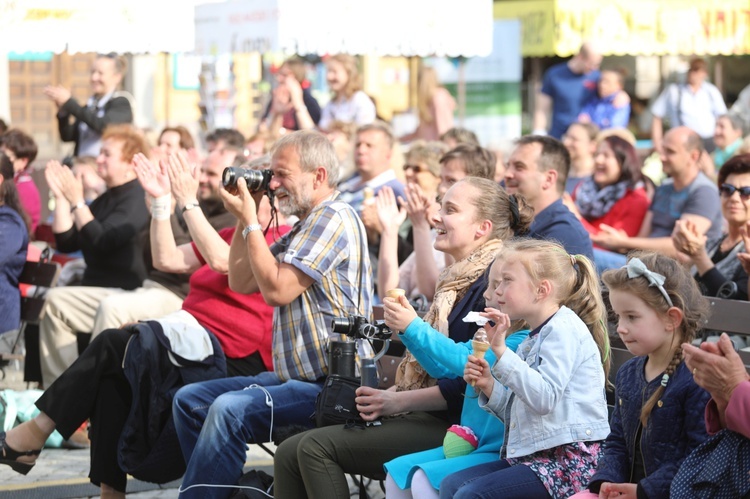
[
  {"xmin": 316, "ymin": 54, "xmax": 376, "ymax": 131},
  {"xmin": 401, "ymin": 66, "xmax": 456, "ymax": 143},
  {"xmin": 273, "ymin": 178, "xmax": 533, "ymax": 498}
]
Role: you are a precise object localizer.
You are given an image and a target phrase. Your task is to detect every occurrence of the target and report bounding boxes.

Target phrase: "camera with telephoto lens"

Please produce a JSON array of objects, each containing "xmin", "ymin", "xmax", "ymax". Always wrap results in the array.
[
  {"xmin": 222, "ymin": 167, "xmax": 273, "ymax": 193},
  {"xmin": 331, "ymin": 315, "xmax": 392, "ymax": 340}
]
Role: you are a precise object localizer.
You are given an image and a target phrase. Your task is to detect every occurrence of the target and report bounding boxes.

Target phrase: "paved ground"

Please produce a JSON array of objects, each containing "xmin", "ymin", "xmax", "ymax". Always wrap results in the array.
[{"xmin": 1, "ymin": 360, "xmax": 385, "ymax": 498}]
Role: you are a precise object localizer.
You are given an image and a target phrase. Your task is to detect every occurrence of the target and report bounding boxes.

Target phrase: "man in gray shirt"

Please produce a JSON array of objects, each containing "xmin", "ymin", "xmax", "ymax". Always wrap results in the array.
[{"xmin": 591, "ymin": 126, "xmax": 722, "ymax": 272}]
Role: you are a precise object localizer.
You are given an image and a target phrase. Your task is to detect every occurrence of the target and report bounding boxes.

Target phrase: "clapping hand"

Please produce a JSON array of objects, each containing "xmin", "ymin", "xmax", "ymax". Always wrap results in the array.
[
  {"xmin": 45, "ymin": 160, "xmax": 84, "ymax": 206},
  {"xmin": 134, "ymin": 153, "xmax": 171, "ymax": 198},
  {"xmin": 672, "ymin": 219, "xmax": 706, "ymax": 258},
  {"xmin": 165, "ymin": 152, "xmax": 200, "ymax": 207},
  {"xmin": 683, "ymin": 333, "xmax": 750, "ymax": 411},
  {"xmin": 375, "ymin": 186, "xmax": 407, "ymax": 236},
  {"xmin": 43, "ymin": 85, "xmax": 72, "ymax": 107},
  {"xmin": 402, "ymin": 183, "xmax": 435, "ymax": 229}
]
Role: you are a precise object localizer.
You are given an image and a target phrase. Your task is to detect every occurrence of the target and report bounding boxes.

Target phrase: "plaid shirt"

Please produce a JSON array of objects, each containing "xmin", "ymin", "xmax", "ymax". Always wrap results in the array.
[{"xmin": 270, "ymin": 192, "xmax": 372, "ymax": 381}]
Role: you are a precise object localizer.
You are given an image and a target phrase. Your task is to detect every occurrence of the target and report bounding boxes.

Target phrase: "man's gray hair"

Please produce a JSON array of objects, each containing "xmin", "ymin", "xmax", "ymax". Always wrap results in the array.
[{"xmin": 271, "ymin": 130, "xmax": 340, "ymax": 187}]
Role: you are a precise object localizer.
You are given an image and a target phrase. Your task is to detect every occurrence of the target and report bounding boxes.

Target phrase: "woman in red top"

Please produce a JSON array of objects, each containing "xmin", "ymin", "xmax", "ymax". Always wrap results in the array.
[{"xmin": 569, "ymin": 135, "xmax": 650, "ymax": 246}]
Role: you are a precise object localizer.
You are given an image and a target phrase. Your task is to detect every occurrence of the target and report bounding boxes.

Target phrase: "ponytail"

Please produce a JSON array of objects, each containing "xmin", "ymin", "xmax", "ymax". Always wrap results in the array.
[
  {"xmin": 567, "ymin": 254, "xmax": 611, "ymax": 385},
  {"xmin": 499, "ymin": 239, "xmax": 611, "ymax": 385}
]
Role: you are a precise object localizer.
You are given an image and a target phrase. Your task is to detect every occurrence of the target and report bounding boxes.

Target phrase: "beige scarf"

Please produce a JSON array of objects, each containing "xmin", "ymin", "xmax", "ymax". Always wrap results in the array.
[{"xmin": 395, "ymin": 238, "xmax": 504, "ymax": 392}]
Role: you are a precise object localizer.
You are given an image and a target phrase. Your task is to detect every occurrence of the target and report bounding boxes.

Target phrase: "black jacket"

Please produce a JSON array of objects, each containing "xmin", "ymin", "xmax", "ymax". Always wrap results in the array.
[
  {"xmin": 57, "ymin": 95, "xmax": 133, "ymax": 155},
  {"xmin": 55, "ymin": 179, "xmax": 150, "ymax": 290},
  {"xmin": 118, "ymin": 321, "xmax": 226, "ymax": 483}
]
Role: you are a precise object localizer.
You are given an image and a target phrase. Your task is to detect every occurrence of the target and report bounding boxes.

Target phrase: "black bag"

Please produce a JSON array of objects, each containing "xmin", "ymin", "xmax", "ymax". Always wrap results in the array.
[{"xmin": 313, "ymin": 374, "xmax": 364, "ymax": 427}]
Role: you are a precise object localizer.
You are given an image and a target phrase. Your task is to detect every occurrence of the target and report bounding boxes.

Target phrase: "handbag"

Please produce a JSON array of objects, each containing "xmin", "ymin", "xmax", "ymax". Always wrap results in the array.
[
  {"xmin": 313, "ymin": 374, "xmax": 364, "ymax": 427},
  {"xmin": 670, "ymin": 429, "xmax": 750, "ymax": 498}
]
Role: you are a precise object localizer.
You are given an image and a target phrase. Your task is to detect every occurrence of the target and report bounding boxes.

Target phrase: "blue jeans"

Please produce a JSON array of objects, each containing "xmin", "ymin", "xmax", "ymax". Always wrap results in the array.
[
  {"xmin": 439, "ymin": 459, "xmax": 548, "ymax": 499},
  {"xmin": 172, "ymin": 371, "xmax": 323, "ymax": 499},
  {"xmin": 593, "ymin": 248, "xmax": 628, "ymax": 275}
]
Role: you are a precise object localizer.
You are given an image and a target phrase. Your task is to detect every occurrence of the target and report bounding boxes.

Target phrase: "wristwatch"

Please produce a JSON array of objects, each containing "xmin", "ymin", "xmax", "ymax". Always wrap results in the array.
[
  {"xmin": 70, "ymin": 201, "xmax": 86, "ymax": 214},
  {"xmin": 181, "ymin": 201, "xmax": 200, "ymax": 214},
  {"xmin": 242, "ymin": 223, "xmax": 263, "ymax": 240}
]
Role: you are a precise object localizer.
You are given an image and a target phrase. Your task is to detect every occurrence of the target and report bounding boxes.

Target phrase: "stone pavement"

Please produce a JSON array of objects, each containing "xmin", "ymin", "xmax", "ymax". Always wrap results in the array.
[{"xmin": 1, "ymin": 360, "xmax": 385, "ymax": 498}]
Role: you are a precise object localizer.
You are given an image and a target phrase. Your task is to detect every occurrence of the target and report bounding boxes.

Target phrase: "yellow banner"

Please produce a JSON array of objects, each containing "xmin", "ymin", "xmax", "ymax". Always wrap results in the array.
[{"xmin": 495, "ymin": 0, "xmax": 750, "ymax": 56}]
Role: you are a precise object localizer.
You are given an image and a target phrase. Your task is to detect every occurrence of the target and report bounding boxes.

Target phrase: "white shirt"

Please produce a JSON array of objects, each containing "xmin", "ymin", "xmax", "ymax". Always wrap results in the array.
[
  {"xmin": 77, "ymin": 91, "xmax": 115, "ymax": 157},
  {"xmin": 651, "ymin": 82, "xmax": 726, "ymax": 138},
  {"xmin": 318, "ymin": 90, "xmax": 376, "ymax": 131}
]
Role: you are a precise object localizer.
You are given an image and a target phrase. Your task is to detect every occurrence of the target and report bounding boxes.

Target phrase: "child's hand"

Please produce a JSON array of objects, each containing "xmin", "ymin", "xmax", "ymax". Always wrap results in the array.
[
  {"xmin": 383, "ymin": 295, "xmax": 417, "ymax": 332},
  {"xmin": 600, "ymin": 482, "xmax": 637, "ymax": 498},
  {"xmin": 479, "ymin": 308, "xmax": 511, "ymax": 358},
  {"xmin": 464, "ymin": 355, "xmax": 493, "ymax": 397}
]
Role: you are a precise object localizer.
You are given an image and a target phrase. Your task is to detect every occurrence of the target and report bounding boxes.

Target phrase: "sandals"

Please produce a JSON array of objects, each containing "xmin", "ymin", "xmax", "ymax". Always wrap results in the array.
[{"xmin": 0, "ymin": 431, "xmax": 41, "ymax": 475}]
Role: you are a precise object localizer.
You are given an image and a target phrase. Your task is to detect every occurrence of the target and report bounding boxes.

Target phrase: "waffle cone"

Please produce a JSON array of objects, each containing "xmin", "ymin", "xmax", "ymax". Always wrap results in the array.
[{"xmin": 472, "ymin": 340, "xmax": 490, "ymax": 359}]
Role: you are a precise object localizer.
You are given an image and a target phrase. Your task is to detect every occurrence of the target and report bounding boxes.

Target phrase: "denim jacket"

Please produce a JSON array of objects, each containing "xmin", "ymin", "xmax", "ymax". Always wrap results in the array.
[
  {"xmin": 479, "ymin": 306, "xmax": 610, "ymax": 458},
  {"xmin": 589, "ymin": 357, "xmax": 710, "ymax": 498}
]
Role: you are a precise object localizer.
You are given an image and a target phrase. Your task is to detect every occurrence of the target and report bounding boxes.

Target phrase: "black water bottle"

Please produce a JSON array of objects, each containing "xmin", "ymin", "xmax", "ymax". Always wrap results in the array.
[{"xmin": 360, "ymin": 358, "xmax": 379, "ymax": 388}]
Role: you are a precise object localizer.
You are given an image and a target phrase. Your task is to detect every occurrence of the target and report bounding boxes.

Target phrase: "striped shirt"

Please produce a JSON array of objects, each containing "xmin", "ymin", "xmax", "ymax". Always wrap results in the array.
[{"xmin": 270, "ymin": 192, "xmax": 372, "ymax": 381}]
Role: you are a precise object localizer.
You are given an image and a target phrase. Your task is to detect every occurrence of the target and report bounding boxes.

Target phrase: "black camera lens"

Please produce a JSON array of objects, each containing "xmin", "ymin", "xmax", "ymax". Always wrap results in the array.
[
  {"xmin": 222, "ymin": 167, "xmax": 272, "ymax": 192},
  {"xmin": 331, "ymin": 317, "xmax": 355, "ymax": 335}
]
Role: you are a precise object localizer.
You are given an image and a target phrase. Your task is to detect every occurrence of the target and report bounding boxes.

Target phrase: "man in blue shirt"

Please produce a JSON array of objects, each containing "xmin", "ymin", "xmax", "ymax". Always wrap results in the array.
[
  {"xmin": 504, "ymin": 135, "xmax": 595, "ymax": 261},
  {"xmin": 534, "ymin": 43, "xmax": 602, "ymax": 139}
]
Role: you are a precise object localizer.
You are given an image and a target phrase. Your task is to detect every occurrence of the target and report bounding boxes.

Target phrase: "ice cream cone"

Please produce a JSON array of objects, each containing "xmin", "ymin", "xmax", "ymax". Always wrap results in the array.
[
  {"xmin": 470, "ymin": 340, "xmax": 490, "ymax": 387},
  {"xmin": 472, "ymin": 340, "xmax": 490, "ymax": 359},
  {"xmin": 386, "ymin": 288, "xmax": 406, "ymax": 307}
]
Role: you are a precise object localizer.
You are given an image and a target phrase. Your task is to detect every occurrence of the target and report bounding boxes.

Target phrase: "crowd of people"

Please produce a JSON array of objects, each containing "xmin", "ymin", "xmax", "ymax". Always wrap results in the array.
[{"xmin": 0, "ymin": 46, "xmax": 749, "ymax": 499}]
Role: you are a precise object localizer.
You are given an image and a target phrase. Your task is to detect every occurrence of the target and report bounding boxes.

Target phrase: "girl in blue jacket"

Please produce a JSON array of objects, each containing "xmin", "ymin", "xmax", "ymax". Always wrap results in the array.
[
  {"xmin": 382, "ymin": 253, "xmax": 529, "ymax": 499},
  {"xmin": 572, "ymin": 252, "xmax": 710, "ymax": 499},
  {"xmin": 450, "ymin": 238, "xmax": 612, "ymax": 498}
]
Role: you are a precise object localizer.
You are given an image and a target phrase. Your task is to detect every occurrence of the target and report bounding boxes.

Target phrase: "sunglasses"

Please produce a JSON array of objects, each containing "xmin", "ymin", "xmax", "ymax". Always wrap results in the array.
[{"xmin": 719, "ymin": 183, "xmax": 750, "ymax": 199}]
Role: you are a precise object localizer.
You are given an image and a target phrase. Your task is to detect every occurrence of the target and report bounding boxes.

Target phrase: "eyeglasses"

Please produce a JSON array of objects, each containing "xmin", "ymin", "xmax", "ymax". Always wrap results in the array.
[
  {"xmin": 403, "ymin": 164, "xmax": 436, "ymax": 176},
  {"xmin": 719, "ymin": 183, "xmax": 750, "ymax": 199}
]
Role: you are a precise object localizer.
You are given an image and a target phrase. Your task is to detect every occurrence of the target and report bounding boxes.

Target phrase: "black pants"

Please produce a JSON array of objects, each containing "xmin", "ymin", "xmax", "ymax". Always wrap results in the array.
[
  {"xmin": 35, "ymin": 328, "xmax": 266, "ymax": 492},
  {"xmin": 36, "ymin": 328, "xmax": 132, "ymax": 491}
]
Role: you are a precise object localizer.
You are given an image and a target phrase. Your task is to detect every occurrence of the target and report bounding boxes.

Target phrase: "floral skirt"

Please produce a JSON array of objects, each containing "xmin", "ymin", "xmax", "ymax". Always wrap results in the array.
[{"xmin": 506, "ymin": 440, "xmax": 603, "ymax": 499}]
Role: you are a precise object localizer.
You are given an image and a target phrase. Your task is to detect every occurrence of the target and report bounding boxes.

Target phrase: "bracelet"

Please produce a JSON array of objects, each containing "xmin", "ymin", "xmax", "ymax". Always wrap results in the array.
[
  {"xmin": 70, "ymin": 202, "xmax": 86, "ymax": 214},
  {"xmin": 150, "ymin": 194, "xmax": 172, "ymax": 220},
  {"xmin": 242, "ymin": 223, "xmax": 263, "ymax": 240}
]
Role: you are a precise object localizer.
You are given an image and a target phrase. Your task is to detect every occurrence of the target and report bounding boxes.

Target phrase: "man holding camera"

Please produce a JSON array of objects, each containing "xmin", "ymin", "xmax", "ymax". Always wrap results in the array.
[{"xmin": 173, "ymin": 130, "xmax": 372, "ymax": 499}]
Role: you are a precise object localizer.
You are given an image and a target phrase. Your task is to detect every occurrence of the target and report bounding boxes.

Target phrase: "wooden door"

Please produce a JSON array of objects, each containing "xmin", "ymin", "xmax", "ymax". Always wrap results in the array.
[{"xmin": 9, "ymin": 52, "xmax": 96, "ymax": 163}]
